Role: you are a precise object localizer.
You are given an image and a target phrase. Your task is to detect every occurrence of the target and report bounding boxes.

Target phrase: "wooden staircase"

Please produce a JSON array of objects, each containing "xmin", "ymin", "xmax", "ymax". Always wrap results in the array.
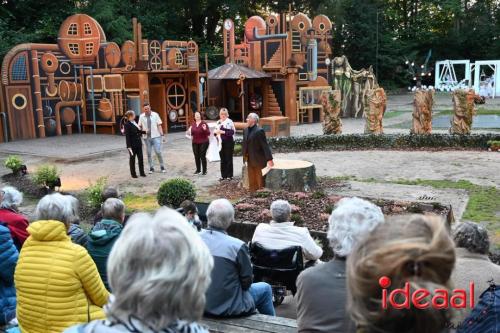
[
  {"xmin": 266, "ymin": 87, "xmax": 282, "ymax": 117},
  {"xmin": 263, "ymin": 45, "xmax": 282, "ymax": 69}
]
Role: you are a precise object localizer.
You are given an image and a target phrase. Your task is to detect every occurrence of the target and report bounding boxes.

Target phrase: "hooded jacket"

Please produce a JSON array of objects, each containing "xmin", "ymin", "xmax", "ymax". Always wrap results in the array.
[
  {"xmin": 15, "ymin": 220, "xmax": 109, "ymax": 333},
  {"xmin": 0, "ymin": 224, "xmax": 18, "ymax": 325},
  {"xmin": 87, "ymin": 219, "xmax": 123, "ymax": 291}
]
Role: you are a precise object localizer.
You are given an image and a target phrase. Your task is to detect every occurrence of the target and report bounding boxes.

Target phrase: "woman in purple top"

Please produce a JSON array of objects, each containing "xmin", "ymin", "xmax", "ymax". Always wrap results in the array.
[
  {"xmin": 214, "ymin": 108, "xmax": 235, "ymax": 180},
  {"xmin": 187, "ymin": 112, "xmax": 211, "ymax": 175}
]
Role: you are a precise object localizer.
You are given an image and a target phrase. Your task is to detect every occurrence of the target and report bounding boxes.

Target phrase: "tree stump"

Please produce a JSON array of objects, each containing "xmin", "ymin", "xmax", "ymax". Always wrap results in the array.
[{"xmin": 265, "ymin": 159, "xmax": 317, "ymax": 192}]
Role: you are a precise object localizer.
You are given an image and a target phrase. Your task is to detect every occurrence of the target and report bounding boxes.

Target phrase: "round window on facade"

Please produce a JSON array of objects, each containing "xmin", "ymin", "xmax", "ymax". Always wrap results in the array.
[{"xmin": 12, "ymin": 93, "xmax": 27, "ymax": 110}]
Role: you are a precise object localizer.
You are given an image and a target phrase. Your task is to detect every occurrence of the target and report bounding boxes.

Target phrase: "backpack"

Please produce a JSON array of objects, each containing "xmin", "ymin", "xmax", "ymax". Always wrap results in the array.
[{"xmin": 457, "ymin": 282, "xmax": 499, "ymax": 333}]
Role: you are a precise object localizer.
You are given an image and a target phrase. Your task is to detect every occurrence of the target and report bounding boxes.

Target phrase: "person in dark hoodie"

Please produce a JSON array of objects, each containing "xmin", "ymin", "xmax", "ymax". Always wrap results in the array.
[{"xmin": 87, "ymin": 198, "xmax": 126, "ymax": 291}]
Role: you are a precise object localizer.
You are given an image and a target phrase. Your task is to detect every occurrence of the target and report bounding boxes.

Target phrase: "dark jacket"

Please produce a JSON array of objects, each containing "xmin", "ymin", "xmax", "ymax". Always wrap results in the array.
[
  {"xmin": 125, "ymin": 121, "xmax": 144, "ymax": 149},
  {"xmin": 200, "ymin": 228, "xmax": 255, "ymax": 317},
  {"xmin": 68, "ymin": 223, "xmax": 88, "ymax": 247},
  {"xmin": 0, "ymin": 208, "xmax": 29, "ymax": 249},
  {"xmin": 0, "ymin": 224, "xmax": 18, "ymax": 325},
  {"xmin": 86, "ymin": 219, "xmax": 123, "ymax": 291},
  {"xmin": 296, "ymin": 259, "xmax": 356, "ymax": 333},
  {"xmin": 242, "ymin": 125, "xmax": 273, "ymax": 168}
]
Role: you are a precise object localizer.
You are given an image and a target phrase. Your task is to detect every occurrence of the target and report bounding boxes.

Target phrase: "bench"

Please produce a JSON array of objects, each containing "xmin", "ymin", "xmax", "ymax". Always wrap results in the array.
[{"xmin": 202, "ymin": 314, "xmax": 297, "ymax": 333}]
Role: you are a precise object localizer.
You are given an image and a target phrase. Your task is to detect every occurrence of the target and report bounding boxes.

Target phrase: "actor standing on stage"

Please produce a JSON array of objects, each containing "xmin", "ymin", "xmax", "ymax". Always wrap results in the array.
[
  {"xmin": 242, "ymin": 113, "xmax": 273, "ymax": 191},
  {"xmin": 187, "ymin": 112, "xmax": 210, "ymax": 175},
  {"xmin": 139, "ymin": 103, "xmax": 166, "ymax": 173},
  {"xmin": 124, "ymin": 111, "xmax": 146, "ymax": 178},
  {"xmin": 215, "ymin": 108, "xmax": 235, "ymax": 181}
]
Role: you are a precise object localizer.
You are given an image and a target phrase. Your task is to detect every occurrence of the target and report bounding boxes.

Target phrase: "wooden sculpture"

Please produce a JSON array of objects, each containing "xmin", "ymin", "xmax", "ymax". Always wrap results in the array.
[
  {"xmin": 411, "ymin": 89, "xmax": 434, "ymax": 134},
  {"xmin": 450, "ymin": 89, "xmax": 477, "ymax": 135},
  {"xmin": 0, "ymin": 14, "xmax": 200, "ymax": 142},
  {"xmin": 321, "ymin": 90, "xmax": 342, "ymax": 135},
  {"xmin": 364, "ymin": 88, "xmax": 386, "ymax": 134},
  {"xmin": 217, "ymin": 9, "xmax": 333, "ymax": 125}
]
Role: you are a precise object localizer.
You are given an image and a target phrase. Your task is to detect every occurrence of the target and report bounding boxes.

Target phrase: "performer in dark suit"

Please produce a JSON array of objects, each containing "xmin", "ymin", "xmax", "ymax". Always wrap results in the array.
[
  {"xmin": 242, "ymin": 113, "xmax": 274, "ymax": 192},
  {"xmin": 124, "ymin": 110, "xmax": 146, "ymax": 178}
]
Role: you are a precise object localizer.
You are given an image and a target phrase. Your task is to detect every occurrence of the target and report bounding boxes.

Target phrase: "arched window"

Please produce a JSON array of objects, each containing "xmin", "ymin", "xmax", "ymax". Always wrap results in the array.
[
  {"xmin": 10, "ymin": 53, "xmax": 28, "ymax": 81},
  {"xmin": 68, "ymin": 23, "xmax": 78, "ymax": 35}
]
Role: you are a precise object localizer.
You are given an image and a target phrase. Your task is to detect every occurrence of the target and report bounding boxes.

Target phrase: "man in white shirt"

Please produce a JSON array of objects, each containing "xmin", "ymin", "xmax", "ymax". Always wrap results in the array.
[
  {"xmin": 139, "ymin": 103, "xmax": 166, "ymax": 173},
  {"xmin": 252, "ymin": 200, "xmax": 323, "ymax": 263}
]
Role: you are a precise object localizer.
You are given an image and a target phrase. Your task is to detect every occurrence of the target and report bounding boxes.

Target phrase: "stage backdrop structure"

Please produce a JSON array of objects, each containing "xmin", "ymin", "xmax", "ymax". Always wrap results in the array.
[
  {"xmin": 0, "ymin": 14, "xmax": 200, "ymax": 142},
  {"xmin": 208, "ymin": 9, "xmax": 334, "ymax": 130}
]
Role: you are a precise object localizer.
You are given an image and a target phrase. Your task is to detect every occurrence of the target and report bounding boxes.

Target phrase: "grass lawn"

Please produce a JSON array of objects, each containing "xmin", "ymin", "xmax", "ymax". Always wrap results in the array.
[{"xmin": 329, "ymin": 176, "xmax": 500, "ymax": 248}]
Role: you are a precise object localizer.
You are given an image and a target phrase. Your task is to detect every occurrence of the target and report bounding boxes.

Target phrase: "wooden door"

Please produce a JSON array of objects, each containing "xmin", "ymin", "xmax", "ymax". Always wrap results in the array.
[
  {"xmin": 149, "ymin": 84, "xmax": 167, "ymax": 133},
  {"xmin": 6, "ymin": 86, "xmax": 36, "ymax": 140}
]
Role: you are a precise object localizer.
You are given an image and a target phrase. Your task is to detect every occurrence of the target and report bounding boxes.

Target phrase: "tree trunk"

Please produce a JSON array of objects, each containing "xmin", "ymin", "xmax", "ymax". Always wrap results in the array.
[{"xmin": 264, "ymin": 159, "xmax": 317, "ymax": 192}]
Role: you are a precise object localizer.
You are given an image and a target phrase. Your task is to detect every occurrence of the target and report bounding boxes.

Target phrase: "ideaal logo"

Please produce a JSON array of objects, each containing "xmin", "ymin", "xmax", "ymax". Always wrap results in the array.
[{"xmin": 379, "ymin": 276, "xmax": 474, "ymax": 309}]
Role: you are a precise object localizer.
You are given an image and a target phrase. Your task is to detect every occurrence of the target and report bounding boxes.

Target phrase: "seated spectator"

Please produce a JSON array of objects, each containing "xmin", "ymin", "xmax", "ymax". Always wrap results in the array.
[
  {"xmin": 87, "ymin": 198, "xmax": 126, "ymax": 291},
  {"xmin": 0, "ymin": 224, "xmax": 18, "ymax": 327},
  {"xmin": 93, "ymin": 187, "xmax": 130, "ymax": 225},
  {"xmin": 0, "ymin": 186, "xmax": 29, "ymax": 249},
  {"xmin": 201, "ymin": 199, "xmax": 275, "ymax": 317},
  {"xmin": 296, "ymin": 197, "xmax": 384, "ymax": 333},
  {"xmin": 252, "ymin": 199, "xmax": 323, "ymax": 263},
  {"xmin": 179, "ymin": 200, "xmax": 202, "ymax": 231},
  {"xmin": 347, "ymin": 215, "xmax": 456, "ymax": 333},
  {"xmin": 15, "ymin": 193, "xmax": 109, "ymax": 332},
  {"xmin": 64, "ymin": 195, "xmax": 89, "ymax": 247},
  {"xmin": 450, "ymin": 221, "xmax": 500, "ymax": 325},
  {"xmin": 65, "ymin": 208, "xmax": 213, "ymax": 333}
]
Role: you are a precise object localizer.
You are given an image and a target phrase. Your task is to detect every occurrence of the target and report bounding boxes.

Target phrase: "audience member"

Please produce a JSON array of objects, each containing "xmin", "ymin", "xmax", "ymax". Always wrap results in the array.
[
  {"xmin": 87, "ymin": 198, "xmax": 126, "ymax": 291},
  {"xmin": 15, "ymin": 193, "xmax": 109, "ymax": 332},
  {"xmin": 179, "ymin": 200, "xmax": 202, "ymax": 231},
  {"xmin": 0, "ymin": 224, "xmax": 18, "ymax": 326},
  {"xmin": 252, "ymin": 199, "xmax": 323, "ymax": 264},
  {"xmin": 201, "ymin": 199, "xmax": 275, "ymax": 317},
  {"xmin": 347, "ymin": 215, "xmax": 456, "ymax": 333},
  {"xmin": 66, "ymin": 208, "xmax": 213, "ymax": 333},
  {"xmin": 0, "ymin": 186, "xmax": 29, "ymax": 249},
  {"xmin": 296, "ymin": 197, "xmax": 384, "ymax": 333},
  {"xmin": 450, "ymin": 221, "xmax": 500, "ymax": 325},
  {"xmin": 63, "ymin": 195, "xmax": 88, "ymax": 247},
  {"xmin": 93, "ymin": 187, "xmax": 125, "ymax": 224}
]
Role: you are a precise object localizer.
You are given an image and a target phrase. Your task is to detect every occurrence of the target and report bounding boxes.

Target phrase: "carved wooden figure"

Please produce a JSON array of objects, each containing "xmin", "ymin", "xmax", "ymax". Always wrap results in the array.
[
  {"xmin": 411, "ymin": 89, "xmax": 434, "ymax": 134},
  {"xmin": 321, "ymin": 90, "xmax": 342, "ymax": 134},
  {"xmin": 364, "ymin": 88, "xmax": 386, "ymax": 134},
  {"xmin": 450, "ymin": 89, "xmax": 477, "ymax": 135}
]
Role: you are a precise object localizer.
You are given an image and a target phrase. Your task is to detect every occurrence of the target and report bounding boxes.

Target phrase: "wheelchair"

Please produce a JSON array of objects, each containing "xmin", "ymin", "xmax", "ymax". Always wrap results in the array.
[{"xmin": 249, "ymin": 242, "xmax": 304, "ymax": 306}]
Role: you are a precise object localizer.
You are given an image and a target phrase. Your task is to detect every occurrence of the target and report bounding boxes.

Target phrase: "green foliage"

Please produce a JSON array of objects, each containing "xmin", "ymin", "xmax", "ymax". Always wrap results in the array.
[
  {"xmin": 234, "ymin": 144, "xmax": 242, "ymax": 156},
  {"xmin": 291, "ymin": 213, "xmax": 304, "ymax": 226},
  {"xmin": 33, "ymin": 165, "xmax": 59, "ymax": 186},
  {"xmin": 311, "ymin": 190, "xmax": 326, "ymax": 199},
  {"xmin": 85, "ymin": 177, "xmax": 108, "ymax": 210},
  {"xmin": 157, "ymin": 178, "xmax": 196, "ymax": 208},
  {"xmin": 253, "ymin": 190, "xmax": 270, "ymax": 198},
  {"xmin": 123, "ymin": 193, "xmax": 159, "ymax": 212},
  {"xmin": 4, "ymin": 155, "xmax": 23, "ymax": 174},
  {"xmin": 487, "ymin": 140, "xmax": 500, "ymax": 148}
]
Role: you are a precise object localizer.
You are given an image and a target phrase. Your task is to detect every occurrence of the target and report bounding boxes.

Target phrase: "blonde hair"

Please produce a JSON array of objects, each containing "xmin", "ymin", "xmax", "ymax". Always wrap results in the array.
[
  {"xmin": 106, "ymin": 208, "xmax": 213, "ymax": 329},
  {"xmin": 219, "ymin": 108, "xmax": 229, "ymax": 116},
  {"xmin": 124, "ymin": 110, "xmax": 135, "ymax": 119},
  {"xmin": 347, "ymin": 215, "xmax": 455, "ymax": 333}
]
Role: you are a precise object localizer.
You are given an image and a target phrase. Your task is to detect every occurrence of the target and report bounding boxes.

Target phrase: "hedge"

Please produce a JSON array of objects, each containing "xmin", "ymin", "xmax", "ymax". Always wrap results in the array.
[{"xmin": 235, "ymin": 133, "xmax": 500, "ymax": 153}]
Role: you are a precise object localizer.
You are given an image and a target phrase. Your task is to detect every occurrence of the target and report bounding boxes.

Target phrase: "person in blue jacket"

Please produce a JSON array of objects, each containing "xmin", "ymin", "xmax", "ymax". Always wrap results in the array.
[{"xmin": 0, "ymin": 223, "xmax": 18, "ymax": 326}]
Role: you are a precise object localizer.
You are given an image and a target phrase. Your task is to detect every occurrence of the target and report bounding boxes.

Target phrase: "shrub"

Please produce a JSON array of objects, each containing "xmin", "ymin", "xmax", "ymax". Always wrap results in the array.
[
  {"xmin": 33, "ymin": 165, "xmax": 60, "ymax": 187},
  {"xmin": 4, "ymin": 155, "xmax": 23, "ymax": 174},
  {"xmin": 234, "ymin": 144, "xmax": 242, "ymax": 156},
  {"xmin": 85, "ymin": 177, "xmax": 108, "ymax": 210},
  {"xmin": 157, "ymin": 178, "xmax": 196, "ymax": 208},
  {"xmin": 487, "ymin": 140, "xmax": 500, "ymax": 150}
]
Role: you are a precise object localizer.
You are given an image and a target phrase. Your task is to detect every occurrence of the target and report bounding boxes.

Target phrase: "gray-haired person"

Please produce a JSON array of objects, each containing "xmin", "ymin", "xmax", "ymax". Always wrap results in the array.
[
  {"xmin": 65, "ymin": 208, "xmax": 213, "ymax": 333},
  {"xmin": 200, "ymin": 199, "xmax": 275, "ymax": 317},
  {"xmin": 87, "ymin": 198, "xmax": 126, "ymax": 290},
  {"xmin": 0, "ymin": 186, "xmax": 29, "ymax": 249},
  {"xmin": 450, "ymin": 221, "xmax": 500, "ymax": 325},
  {"xmin": 252, "ymin": 200, "xmax": 323, "ymax": 263},
  {"xmin": 296, "ymin": 197, "xmax": 385, "ymax": 333}
]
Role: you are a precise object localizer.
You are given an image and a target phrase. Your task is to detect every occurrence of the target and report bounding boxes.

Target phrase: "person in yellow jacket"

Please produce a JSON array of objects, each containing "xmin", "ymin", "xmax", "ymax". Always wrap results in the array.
[{"xmin": 15, "ymin": 193, "xmax": 109, "ymax": 333}]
